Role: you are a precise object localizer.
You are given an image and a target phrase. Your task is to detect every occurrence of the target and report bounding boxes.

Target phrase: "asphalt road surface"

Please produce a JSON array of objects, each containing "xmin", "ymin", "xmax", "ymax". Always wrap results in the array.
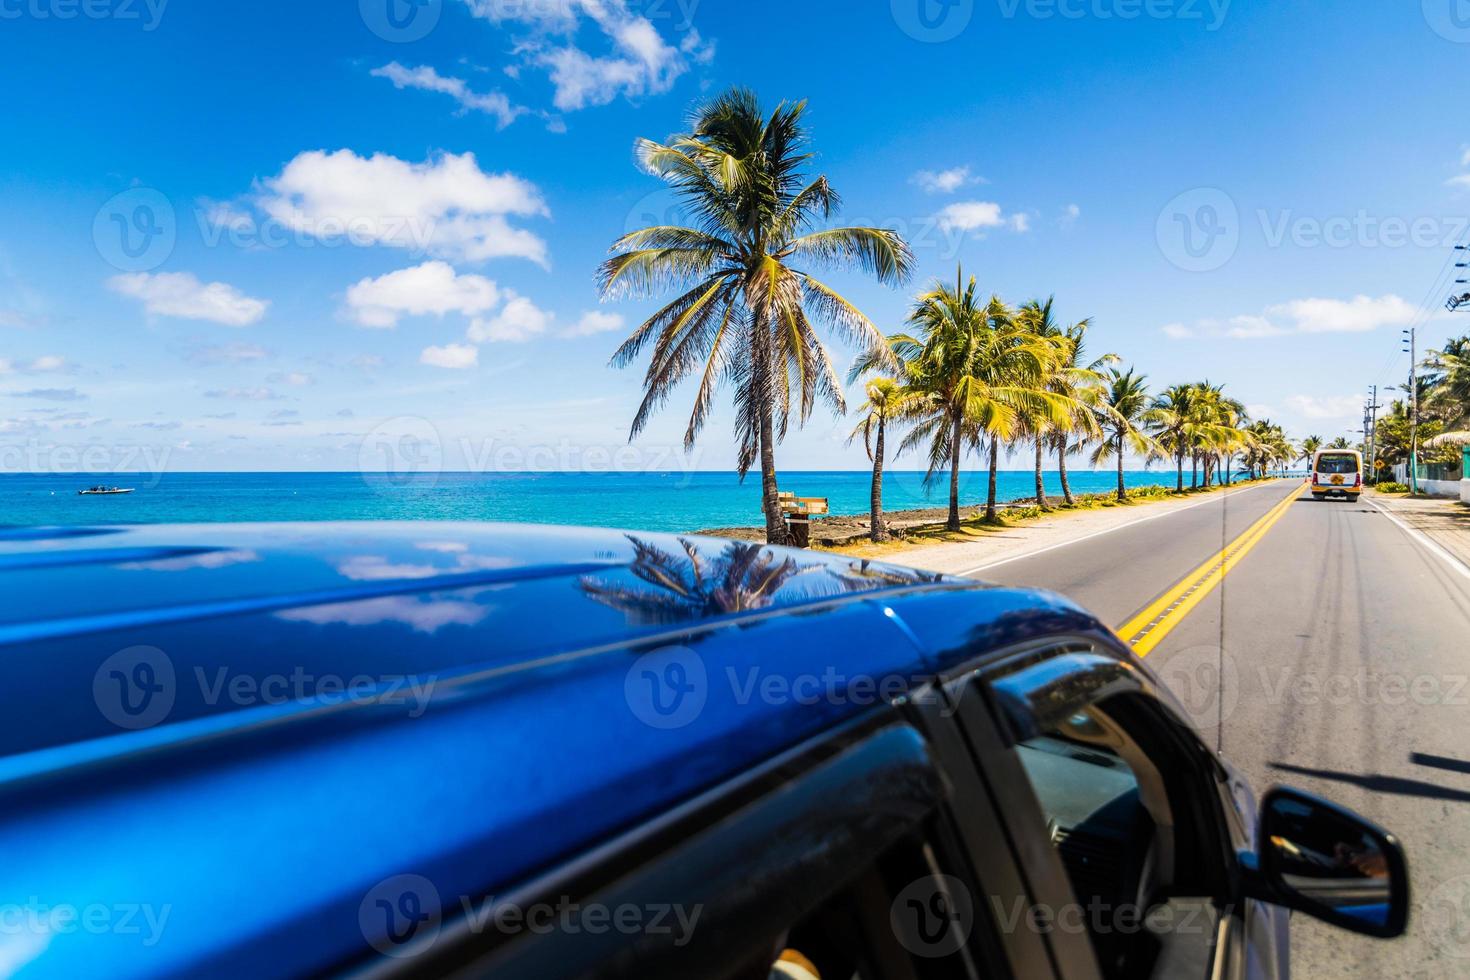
[{"xmin": 971, "ymin": 478, "xmax": 1470, "ymax": 978}]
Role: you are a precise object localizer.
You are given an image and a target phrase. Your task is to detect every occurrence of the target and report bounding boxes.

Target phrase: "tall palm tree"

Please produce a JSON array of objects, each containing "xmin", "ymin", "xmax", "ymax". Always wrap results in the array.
[
  {"xmin": 1149, "ymin": 384, "xmax": 1198, "ymax": 492},
  {"xmin": 1424, "ymin": 336, "xmax": 1470, "ymax": 424},
  {"xmin": 856, "ymin": 271, "xmax": 1068, "ymax": 531},
  {"xmin": 847, "ymin": 377, "xmax": 905, "ymax": 542},
  {"xmin": 600, "ymin": 88, "xmax": 913, "ymax": 544},
  {"xmin": 1298, "ymin": 435, "xmax": 1323, "ymax": 467},
  {"xmin": 1017, "ymin": 297, "xmax": 1112, "ymax": 508},
  {"xmin": 1090, "ymin": 368, "xmax": 1161, "ymax": 501}
]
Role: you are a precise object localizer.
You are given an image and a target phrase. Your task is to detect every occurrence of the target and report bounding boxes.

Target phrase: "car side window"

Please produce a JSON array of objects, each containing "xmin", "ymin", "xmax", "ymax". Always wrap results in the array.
[
  {"xmin": 719, "ymin": 821, "xmax": 1000, "ymax": 980},
  {"xmin": 1006, "ymin": 693, "xmax": 1226, "ymax": 980}
]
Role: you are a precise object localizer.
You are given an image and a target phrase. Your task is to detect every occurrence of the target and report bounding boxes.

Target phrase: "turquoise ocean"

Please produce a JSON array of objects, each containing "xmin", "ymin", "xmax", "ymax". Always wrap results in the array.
[{"xmin": 2, "ymin": 470, "xmax": 1192, "ymax": 532}]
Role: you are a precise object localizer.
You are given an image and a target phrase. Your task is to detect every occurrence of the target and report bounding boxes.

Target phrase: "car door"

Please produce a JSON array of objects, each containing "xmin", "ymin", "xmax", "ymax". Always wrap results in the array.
[{"xmin": 933, "ymin": 638, "xmax": 1288, "ymax": 980}]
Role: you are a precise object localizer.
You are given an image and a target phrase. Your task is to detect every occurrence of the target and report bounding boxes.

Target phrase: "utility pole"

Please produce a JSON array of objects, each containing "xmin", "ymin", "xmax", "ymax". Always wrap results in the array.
[
  {"xmin": 1402, "ymin": 327, "xmax": 1418, "ymax": 494},
  {"xmin": 1365, "ymin": 385, "xmax": 1380, "ymax": 484}
]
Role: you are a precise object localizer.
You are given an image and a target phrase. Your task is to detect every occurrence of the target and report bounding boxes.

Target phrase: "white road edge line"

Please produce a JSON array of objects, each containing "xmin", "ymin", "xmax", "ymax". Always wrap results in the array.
[
  {"xmin": 1365, "ymin": 496, "xmax": 1470, "ymax": 583},
  {"xmin": 958, "ymin": 479, "xmax": 1290, "ymax": 577}
]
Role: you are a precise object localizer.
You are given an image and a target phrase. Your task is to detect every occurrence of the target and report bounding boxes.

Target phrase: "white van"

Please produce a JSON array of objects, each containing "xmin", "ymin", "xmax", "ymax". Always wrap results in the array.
[{"xmin": 1310, "ymin": 448, "xmax": 1363, "ymax": 502}]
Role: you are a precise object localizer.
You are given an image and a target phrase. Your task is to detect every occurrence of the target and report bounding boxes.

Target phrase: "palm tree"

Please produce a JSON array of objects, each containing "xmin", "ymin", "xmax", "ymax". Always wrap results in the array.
[
  {"xmin": 600, "ymin": 88, "xmax": 913, "ymax": 544},
  {"xmin": 857, "ymin": 271, "xmax": 1067, "ymax": 531},
  {"xmin": 1017, "ymin": 297, "xmax": 1112, "ymax": 507},
  {"xmin": 1149, "ymin": 384, "xmax": 1198, "ymax": 491},
  {"xmin": 1327, "ymin": 436, "xmax": 1352, "ymax": 450},
  {"xmin": 1090, "ymin": 368, "xmax": 1161, "ymax": 501},
  {"xmin": 1299, "ymin": 435, "xmax": 1323, "ymax": 467},
  {"xmin": 1424, "ymin": 336, "xmax": 1470, "ymax": 425},
  {"xmin": 847, "ymin": 377, "xmax": 905, "ymax": 542}
]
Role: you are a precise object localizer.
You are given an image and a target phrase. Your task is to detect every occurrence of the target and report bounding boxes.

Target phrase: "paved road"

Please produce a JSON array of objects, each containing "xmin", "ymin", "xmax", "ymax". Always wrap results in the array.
[{"xmin": 972, "ymin": 479, "xmax": 1470, "ymax": 978}]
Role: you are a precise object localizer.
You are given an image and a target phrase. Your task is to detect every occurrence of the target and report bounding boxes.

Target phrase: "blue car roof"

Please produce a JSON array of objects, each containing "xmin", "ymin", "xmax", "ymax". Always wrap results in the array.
[{"xmin": 0, "ymin": 522, "xmax": 1105, "ymax": 978}]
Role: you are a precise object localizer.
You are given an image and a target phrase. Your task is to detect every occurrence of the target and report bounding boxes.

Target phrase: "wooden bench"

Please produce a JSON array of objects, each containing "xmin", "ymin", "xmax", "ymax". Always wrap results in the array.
[{"xmin": 775, "ymin": 492, "xmax": 829, "ymax": 548}]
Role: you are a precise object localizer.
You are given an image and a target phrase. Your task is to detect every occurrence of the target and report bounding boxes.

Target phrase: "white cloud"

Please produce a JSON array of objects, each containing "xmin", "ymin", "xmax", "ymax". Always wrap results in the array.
[
  {"xmin": 912, "ymin": 166, "xmax": 981, "ymax": 194},
  {"xmin": 370, "ymin": 63, "xmax": 527, "ymax": 129},
  {"xmin": 267, "ymin": 371, "xmax": 314, "ymax": 386},
  {"xmin": 935, "ymin": 201, "xmax": 1008, "ymax": 233},
  {"xmin": 1162, "ymin": 294, "xmax": 1422, "ymax": 340},
  {"xmin": 255, "ymin": 150, "xmax": 549, "ymax": 264},
  {"xmin": 467, "ymin": 292, "xmax": 553, "ymax": 343},
  {"xmin": 0, "ymin": 355, "xmax": 68, "ymax": 374},
  {"xmin": 1008, "ymin": 213, "xmax": 1032, "ymax": 233},
  {"xmin": 1060, "ymin": 203, "xmax": 1081, "ymax": 227},
  {"xmin": 563, "ymin": 310, "xmax": 625, "ymax": 337},
  {"xmin": 1286, "ymin": 395, "xmax": 1363, "ymax": 420},
  {"xmin": 108, "ymin": 272, "xmax": 267, "ymax": 326},
  {"xmin": 344, "ymin": 261, "xmax": 501, "ymax": 328},
  {"xmin": 465, "ymin": 0, "xmax": 707, "ymax": 112},
  {"xmin": 1265, "ymin": 295, "xmax": 1419, "ymax": 334},
  {"xmin": 420, "ymin": 343, "xmax": 480, "ymax": 369}
]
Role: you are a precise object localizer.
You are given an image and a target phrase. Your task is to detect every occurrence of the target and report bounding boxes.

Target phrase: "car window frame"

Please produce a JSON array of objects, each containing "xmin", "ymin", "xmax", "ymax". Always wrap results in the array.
[{"xmin": 934, "ymin": 634, "xmax": 1246, "ymax": 980}]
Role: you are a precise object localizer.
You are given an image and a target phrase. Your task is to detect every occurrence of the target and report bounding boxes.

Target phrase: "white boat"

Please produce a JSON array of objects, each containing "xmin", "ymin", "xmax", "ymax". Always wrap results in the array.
[{"xmin": 78, "ymin": 486, "xmax": 134, "ymax": 495}]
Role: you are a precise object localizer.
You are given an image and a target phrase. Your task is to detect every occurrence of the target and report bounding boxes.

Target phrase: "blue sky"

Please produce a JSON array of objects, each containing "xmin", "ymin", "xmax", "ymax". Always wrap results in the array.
[{"xmin": 2, "ymin": 0, "xmax": 1468, "ymax": 473}]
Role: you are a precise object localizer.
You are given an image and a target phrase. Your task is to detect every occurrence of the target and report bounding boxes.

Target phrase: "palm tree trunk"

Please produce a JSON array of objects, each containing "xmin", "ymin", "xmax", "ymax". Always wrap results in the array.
[
  {"xmin": 1033, "ymin": 437, "xmax": 1050, "ymax": 511},
  {"xmin": 1191, "ymin": 453, "xmax": 1199, "ymax": 489},
  {"xmin": 1116, "ymin": 432, "xmax": 1126, "ymax": 502},
  {"xmin": 1176, "ymin": 452, "xmax": 1184, "ymax": 492},
  {"xmin": 947, "ymin": 414, "xmax": 962, "ymax": 532},
  {"xmin": 1057, "ymin": 435, "xmax": 1075, "ymax": 506},
  {"xmin": 985, "ymin": 436, "xmax": 1000, "ymax": 521},
  {"xmin": 754, "ymin": 335, "xmax": 788, "ymax": 546},
  {"xmin": 870, "ymin": 417, "xmax": 887, "ymax": 543}
]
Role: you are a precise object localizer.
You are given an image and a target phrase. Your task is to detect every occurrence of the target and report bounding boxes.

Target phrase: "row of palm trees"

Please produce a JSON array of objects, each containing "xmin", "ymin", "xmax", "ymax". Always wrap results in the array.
[{"xmin": 600, "ymin": 87, "xmax": 1304, "ymax": 545}]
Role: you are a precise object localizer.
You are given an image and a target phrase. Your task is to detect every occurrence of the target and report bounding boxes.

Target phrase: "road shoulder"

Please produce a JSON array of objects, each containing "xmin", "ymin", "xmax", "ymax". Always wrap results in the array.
[
  {"xmin": 1366, "ymin": 490, "xmax": 1470, "ymax": 577},
  {"xmin": 844, "ymin": 480, "xmax": 1289, "ymax": 577}
]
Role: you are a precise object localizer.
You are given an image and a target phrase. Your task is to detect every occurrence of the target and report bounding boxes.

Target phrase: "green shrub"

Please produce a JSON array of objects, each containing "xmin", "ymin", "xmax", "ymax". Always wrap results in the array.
[{"xmin": 1374, "ymin": 481, "xmax": 1409, "ymax": 494}]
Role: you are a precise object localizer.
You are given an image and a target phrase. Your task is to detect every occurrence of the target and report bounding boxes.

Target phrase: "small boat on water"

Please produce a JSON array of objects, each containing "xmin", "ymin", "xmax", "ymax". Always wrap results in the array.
[{"xmin": 78, "ymin": 486, "xmax": 134, "ymax": 495}]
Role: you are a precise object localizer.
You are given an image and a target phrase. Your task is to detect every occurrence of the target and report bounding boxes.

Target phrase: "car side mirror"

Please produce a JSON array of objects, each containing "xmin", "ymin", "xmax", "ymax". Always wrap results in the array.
[{"xmin": 1252, "ymin": 786, "xmax": 1409, "ymax": 938}]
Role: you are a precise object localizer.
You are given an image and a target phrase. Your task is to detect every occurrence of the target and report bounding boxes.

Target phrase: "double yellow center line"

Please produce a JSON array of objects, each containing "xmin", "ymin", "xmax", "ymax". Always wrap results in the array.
[{"xmin": 1116, "ymin": 483, "xmax": 1303, "ymax": 656}]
